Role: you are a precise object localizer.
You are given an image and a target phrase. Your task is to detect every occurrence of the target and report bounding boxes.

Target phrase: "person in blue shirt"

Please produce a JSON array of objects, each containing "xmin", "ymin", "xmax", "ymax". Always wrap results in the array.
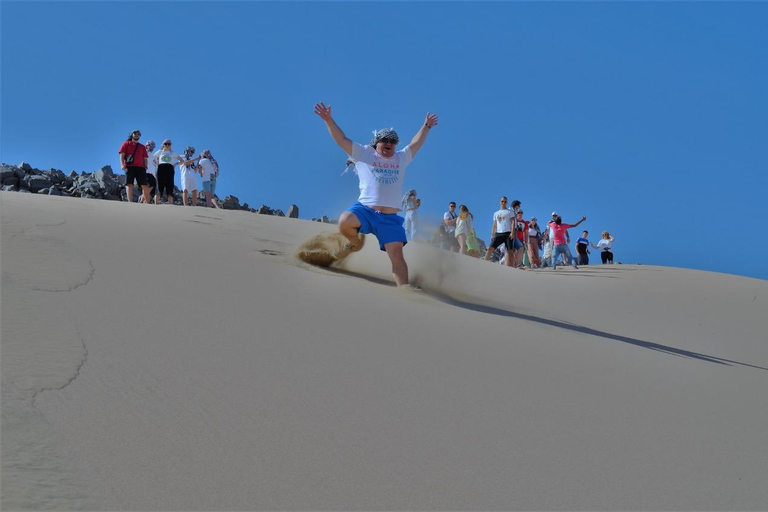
[{"xmin": 575, "ymin": 230, "xmax": 591, "ymax": 266}]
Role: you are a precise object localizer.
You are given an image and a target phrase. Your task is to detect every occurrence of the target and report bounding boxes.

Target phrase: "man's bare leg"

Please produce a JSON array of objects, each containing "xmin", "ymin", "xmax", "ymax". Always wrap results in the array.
[
  {"xmin": 126, "ymin": 184, "xmax": 134, "ymax": 202},
  {"xmin": 384, "ymin": 241, "xmax": 409, "ymax": 287},
  {"xmin": 338, "ymin": 211, "xmax": 363, "ymax": 245}
]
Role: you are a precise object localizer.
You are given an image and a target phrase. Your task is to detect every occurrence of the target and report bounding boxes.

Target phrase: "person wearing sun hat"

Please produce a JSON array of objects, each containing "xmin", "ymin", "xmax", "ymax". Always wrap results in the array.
[{"xmin": 313, "ymin": 101, "xmax": 438, "ymax": 288}]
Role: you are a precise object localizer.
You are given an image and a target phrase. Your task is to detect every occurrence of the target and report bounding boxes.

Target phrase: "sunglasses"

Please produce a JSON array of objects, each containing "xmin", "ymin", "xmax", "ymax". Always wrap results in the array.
[{"xmin": 379, "ymin": 138, "xmax": 397, "ymax": 145}]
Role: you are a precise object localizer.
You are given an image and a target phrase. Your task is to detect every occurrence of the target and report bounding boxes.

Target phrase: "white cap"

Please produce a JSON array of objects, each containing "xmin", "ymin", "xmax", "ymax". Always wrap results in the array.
[{"xmin": 551, "ymin": 211, "xmax": 558, "ymax": 216}]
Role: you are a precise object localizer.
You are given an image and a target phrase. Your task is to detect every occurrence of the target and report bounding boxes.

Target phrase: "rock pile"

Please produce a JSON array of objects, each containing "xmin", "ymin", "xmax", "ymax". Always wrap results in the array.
[{"xmin": 1, "ymin": 162, "xmax": 334, "ymax": 221}]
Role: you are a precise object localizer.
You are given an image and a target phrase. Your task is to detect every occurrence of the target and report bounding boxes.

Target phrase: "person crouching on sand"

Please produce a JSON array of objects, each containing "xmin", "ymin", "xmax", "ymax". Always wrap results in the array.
[{"xmin": 313, "ymin": 102, "xmax": 438, "ymax": 288}]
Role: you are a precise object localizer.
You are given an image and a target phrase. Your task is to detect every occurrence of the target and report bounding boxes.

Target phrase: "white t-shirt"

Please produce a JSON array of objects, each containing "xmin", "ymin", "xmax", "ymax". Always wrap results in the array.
[
  {"xmin": 444, "ymin": 210, "xmax": 457, "ymax": 234},
  {"xmin": 146, "ymin": 152, "xmax": 158, "ymax": 179},
  {"xmin": 349, "ymin": 143, "xmax": 413, "ymax": 210},
  {"xmin": 493, "ymin": 208, "xmax": 513, "ymax": 233},
  {"xmin": 179, "ymin": 160, "xmax": 199, "ymax": 184},
  {"xmin": 154, "ymin": 149, "xmax": 180, "ymax": 166},
  {"xmin": 199, "ymin": 158, "xmax": 216, "ymax": 181},
  {"xmin": 595, "ymin": 239, "xmax": 613, "ymax": 251}
]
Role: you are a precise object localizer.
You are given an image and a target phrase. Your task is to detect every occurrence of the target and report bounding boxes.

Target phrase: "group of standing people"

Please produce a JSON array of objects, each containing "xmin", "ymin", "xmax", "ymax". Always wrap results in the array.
[
  {"xmin": 118, "ymin": 130, "xmax": 221, "ymax": 208},
  {"xmin": 438, "ymin": 196, "xmax": 616, "ymax": 270}
]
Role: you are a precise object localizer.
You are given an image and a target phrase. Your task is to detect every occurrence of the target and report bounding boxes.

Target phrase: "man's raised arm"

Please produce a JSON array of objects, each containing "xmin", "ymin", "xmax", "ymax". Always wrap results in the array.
[
  {"xmin": 407, "ymin": 112, "xmax": 439, "ymax": 157},
  {"xmin": 314, "ymin": 102, "xmax": 353, "ymax": 155}
]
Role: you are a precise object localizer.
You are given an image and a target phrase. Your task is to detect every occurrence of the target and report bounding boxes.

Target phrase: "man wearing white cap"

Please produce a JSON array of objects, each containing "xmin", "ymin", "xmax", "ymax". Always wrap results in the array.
[{"xmin": 314, "ymin": 102, "xmax": 438, "ymax": 288}]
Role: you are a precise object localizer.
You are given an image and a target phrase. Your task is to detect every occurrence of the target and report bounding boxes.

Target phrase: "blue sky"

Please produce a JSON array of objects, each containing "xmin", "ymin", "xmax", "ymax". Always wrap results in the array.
[{"xmin": 2, "ymin": 1, "xmax": 767, "ymax": 280}]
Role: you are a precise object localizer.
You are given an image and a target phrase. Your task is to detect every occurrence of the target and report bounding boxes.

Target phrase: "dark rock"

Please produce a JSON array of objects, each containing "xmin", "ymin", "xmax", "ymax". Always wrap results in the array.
[
  {"xmin": 2, "ymin": 185, "xmax": 19, "ymax": 192},
  {"xmin": 258, "ymin": 205, "xmax": 271, "ymax": 215},
  {"xmin": 322, "ymin": 216, "xmax": 330, "ymax": 223},
  {"xmin": 47, "ymin": 187, "xmax": 62, "ymax": 196},
  {"xmin": 69, "ymin": 171, "xmax": 78, "ymax": 178},
  {"xmin": 77, "ymin": 181, "xmax": 101, "ymax": 197},
  {"xmin": 222, "ymin": 196, "xmax": 240, "ymax": 210},
  {"xmin": 44, "ymin": 169, "xmax": 67, "ymax": 184},
  {"xmin": 3, "ymin": 176, "xmax": 19, "ymax": 187},
  {"xmin": 1, "ymin": 166, "xmax": 15, "ymax": 182},
  {"xmin": 287, "ymin": 204, "xmax": 299, "ymax": 218},
  {"xmin": 19, "ymin": 162, "xmax": 32, "ymax": 172},
  {"xmin": 23, "ymin": 175, "xmax": 53, "ymax": 193},
  {"xmin": 274, "ymin": 209, "xmax": 285, "ymax": 217}
]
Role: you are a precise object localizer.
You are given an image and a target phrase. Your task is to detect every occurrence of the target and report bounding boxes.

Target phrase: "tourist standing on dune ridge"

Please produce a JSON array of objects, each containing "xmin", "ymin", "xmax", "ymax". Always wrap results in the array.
[
  {"xmin": 512, "ymin": 210, "xmax": 529, "ymax": 268},
  {"xmin": 527, "ymin": 217, "xmax": 542, "ymax": 268},
  {"xmin": 484, "ymin": 196, "xmax": 514, "ymax": 266},
  {"xmin": 443, "ymin": 201, "xmax": 460, "ymax": 252},
  {"xmin": 199, "ymin": 149, "xmax": 220, "ymax": 208},
  {"xmin": 314, "ymin": 102, "xmax": 438, "ymax": 288},
  {"xmin": 591, "ymin": 231, "xmax": 616, "ymax": 264},
  {"xmin": 154, "ymin": 140, "xmax": 187, "ymax": 205},
  {"xmin": 139, "ymin": 140, "xmax": 159, "ymax": 204},
  {"xmin": 576, "ymin": 230, "xmax": 591, "ymax": 266},
  {"xmin": 118, "ymin": 129, "xmax": 150, "ymax": 203},
  {"xmin": 548, "ymin": 213, "xmax": 587, "ymax": 270},
  {"xmin": 402, "ymin": 189, "xmax": 420, "ymax": 242},
  {"xmin": 454, "ymin": 204, "xmax": 475, "ymax": 255},
  {"xmin": 180, "ymin": 146, "xmax": 202, "ymax": 207}
]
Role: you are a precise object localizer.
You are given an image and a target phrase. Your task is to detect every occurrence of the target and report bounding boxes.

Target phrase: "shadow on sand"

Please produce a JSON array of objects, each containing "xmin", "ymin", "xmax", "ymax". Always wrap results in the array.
[{"xmin": 327, "ymin": 268, "xmax": 767, "ymax": 372}]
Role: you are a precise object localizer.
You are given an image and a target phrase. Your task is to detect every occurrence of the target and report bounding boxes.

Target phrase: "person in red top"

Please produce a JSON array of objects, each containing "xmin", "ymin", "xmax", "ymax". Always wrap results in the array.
[
  {"xmin": 118, "ymin": 129, "xmax": 150, "ymax": 203},
  {"xmin": 512, "ymin": 210, "xmax": 529, "ymax": 268},
  {"xmin": 548, "ymin": 213, "xmax": 587, "ymax": 270}
]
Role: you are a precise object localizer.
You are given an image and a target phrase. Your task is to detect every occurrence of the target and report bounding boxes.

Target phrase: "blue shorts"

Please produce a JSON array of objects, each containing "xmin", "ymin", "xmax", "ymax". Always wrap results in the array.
[
  {"xmin": 345, "ymin": 202, "xmax": 407, "ymax": 251},
  {"xmin": 202, "ymin": 176, "xmax": 216, "ymax": 193}
]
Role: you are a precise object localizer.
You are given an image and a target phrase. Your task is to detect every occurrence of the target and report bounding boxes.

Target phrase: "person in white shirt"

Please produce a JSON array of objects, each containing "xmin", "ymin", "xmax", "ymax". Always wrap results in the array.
[
  {"xmin": 454, "ymin": 204, "xmax": 475, "ymax": 255},
  {"xmin": 591, "ymin": 231, "xmax": 616, "ymax": 264},
  {"xmin": 443, "ymin": 202, "xmax": 459, "ymax": 252},
  {"xmin": 139, "ymin": 140, "xmax": 160, "ymax": 204},
  {"xmin": 483, "ymin": 196, "xmax": 514, "ymax": 266},
  {"xmin": 180, "ymin": 146, "xmax": 202, "ymax": 207},
  {"xmin": 154, "ymin": 139, "xmax": 191, "ymax": 205},
  {"xmin": 199, "ymin": 149, "xmax": 220, "ymax": 208},
  {"xmin": 314, "ymin": 102, "xmax": 438, "ymax": 288}
]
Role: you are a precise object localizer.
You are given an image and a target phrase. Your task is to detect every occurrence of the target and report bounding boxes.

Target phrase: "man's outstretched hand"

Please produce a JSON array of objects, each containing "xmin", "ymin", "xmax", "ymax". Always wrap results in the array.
[{"xmin": 424, "ymin": 112, "xmax": 439, "ymax": 129}]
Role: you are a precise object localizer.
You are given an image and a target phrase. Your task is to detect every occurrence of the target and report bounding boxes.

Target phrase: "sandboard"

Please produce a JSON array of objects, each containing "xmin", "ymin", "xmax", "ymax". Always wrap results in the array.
[{"xmin": 295, "ymin": 231, "xmax": 365, "ymax": 267}]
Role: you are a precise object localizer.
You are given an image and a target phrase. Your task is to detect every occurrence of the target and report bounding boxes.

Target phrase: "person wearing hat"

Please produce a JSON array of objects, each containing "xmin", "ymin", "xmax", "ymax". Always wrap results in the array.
[
  {"xmin": 118, "ymin": 129, "xmax": 150, "ymax": 203},
  {"xmin": 180, "ymin": 146, "xmax": 202, "ymax": 206},
  {"xmin": 153, "ymin": 140, "xmax": 188, "ymax": 205},
  {"xmin": 199, "ymin": 149, "xmax": 220, "ymax": 208},
  {"xmin": 313, "ymin": 101, "xmax": 438, "ymax": 288}
]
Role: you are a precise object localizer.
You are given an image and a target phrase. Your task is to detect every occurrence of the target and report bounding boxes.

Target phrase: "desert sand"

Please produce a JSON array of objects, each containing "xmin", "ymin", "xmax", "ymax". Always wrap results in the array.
[{"xmin": 2, "ymin": 191, "xmax": 767, "ymax": 511}]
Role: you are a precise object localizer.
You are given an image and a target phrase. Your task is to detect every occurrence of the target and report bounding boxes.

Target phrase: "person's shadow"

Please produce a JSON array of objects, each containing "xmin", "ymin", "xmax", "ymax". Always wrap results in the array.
[{"xmin": 329, "ymin": 268, "xmax": 768, "ymax": 371}]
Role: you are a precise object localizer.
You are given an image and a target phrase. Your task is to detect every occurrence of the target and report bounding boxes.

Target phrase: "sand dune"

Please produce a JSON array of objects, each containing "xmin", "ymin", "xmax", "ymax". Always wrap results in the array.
[{"xmin": 2, "ymin": 191, "xmax": 767, "ymax": 510}]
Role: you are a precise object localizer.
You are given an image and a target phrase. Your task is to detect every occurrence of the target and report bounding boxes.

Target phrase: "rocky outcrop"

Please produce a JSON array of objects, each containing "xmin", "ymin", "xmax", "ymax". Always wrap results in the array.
[{"xmin": 0, "ymin": 162, "xmax": 335, "ymax": 221}]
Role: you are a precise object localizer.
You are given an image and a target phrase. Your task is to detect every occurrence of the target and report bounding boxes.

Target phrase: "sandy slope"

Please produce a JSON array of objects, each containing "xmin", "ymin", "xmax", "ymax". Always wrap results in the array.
[{"xmin": 2, "ymin": 191, "xmax": 767, "ymax": 510}]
